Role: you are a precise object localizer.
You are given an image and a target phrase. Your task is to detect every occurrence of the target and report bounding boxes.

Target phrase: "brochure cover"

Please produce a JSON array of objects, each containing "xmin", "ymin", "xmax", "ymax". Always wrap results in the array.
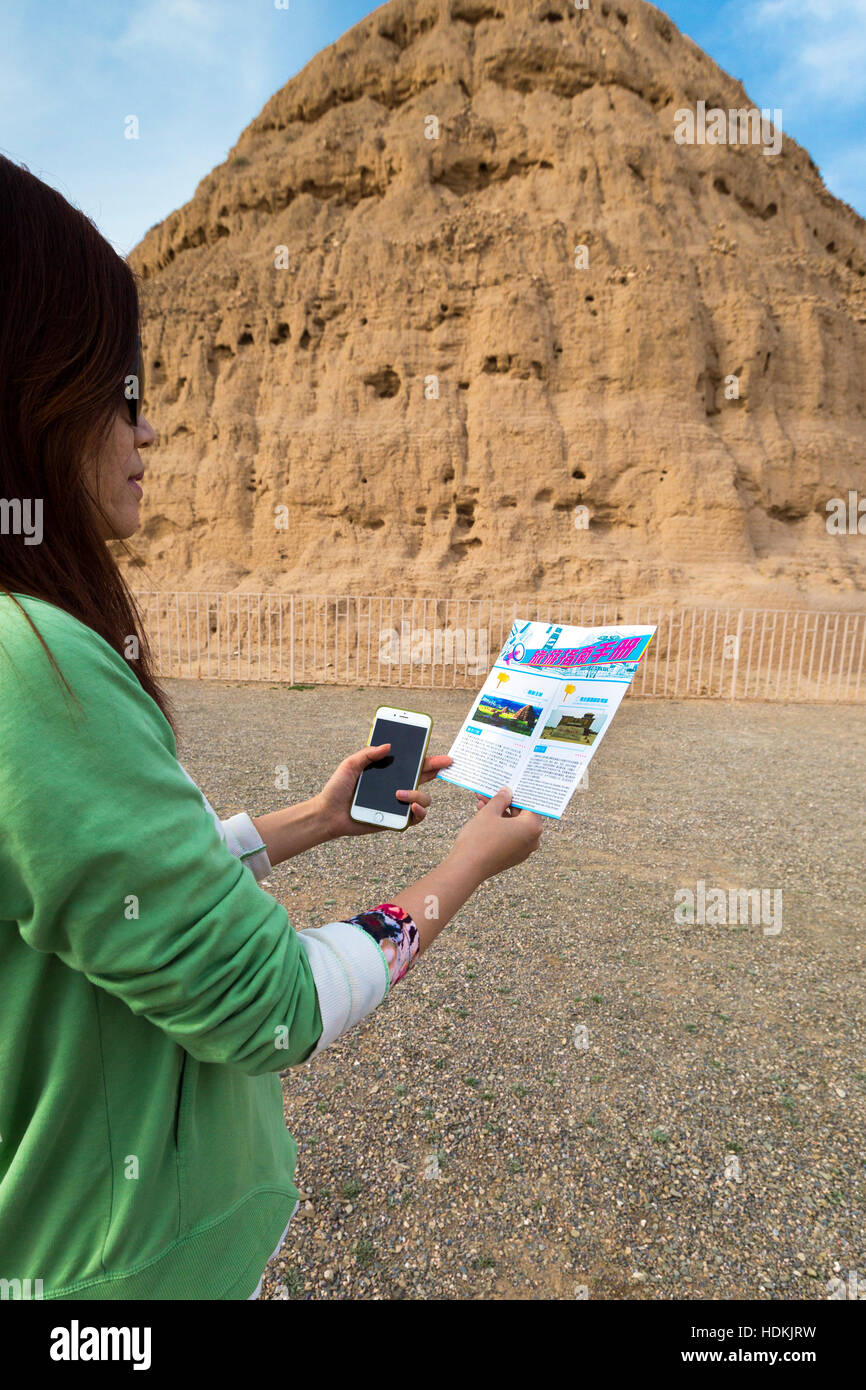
[{"xmin": 437, "ymin": 619, "xmax": 656, "ymax": 819}]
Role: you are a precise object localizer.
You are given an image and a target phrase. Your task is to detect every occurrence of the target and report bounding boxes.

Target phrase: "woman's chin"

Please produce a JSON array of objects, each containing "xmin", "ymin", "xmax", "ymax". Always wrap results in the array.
[{"xmin": 108, "ymin": 503, "xmax": 141, "ymax": 542}]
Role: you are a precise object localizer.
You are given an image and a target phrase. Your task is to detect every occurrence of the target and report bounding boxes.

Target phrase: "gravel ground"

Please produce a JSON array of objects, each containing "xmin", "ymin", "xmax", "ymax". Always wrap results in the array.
[{"xmin": 170, "ymin": 680, "xmax": 866, "ymax": 1301}]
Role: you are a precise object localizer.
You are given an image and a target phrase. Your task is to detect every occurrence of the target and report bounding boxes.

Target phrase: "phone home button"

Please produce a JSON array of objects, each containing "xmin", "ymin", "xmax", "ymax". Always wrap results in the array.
[{"xmin": 374, "ymin": 811, "xmax": 384, "ymax": 823}]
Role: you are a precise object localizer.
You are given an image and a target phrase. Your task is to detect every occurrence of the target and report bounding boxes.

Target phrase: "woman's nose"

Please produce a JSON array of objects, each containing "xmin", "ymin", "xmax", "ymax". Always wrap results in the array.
[{"xmin": 136, "ymin": 415, "xmax": 157, "ymax": 446}]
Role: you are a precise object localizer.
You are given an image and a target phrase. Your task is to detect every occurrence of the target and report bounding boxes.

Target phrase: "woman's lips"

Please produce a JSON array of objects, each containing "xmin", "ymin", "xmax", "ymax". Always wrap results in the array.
[{"xmin": 128, "ymin": 473, "xmax": 143, "ymax": 498}]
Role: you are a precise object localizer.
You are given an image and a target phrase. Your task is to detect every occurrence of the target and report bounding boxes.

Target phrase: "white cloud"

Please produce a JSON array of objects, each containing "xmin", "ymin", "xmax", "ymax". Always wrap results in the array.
[{"xmin": 748, "ymin": 0, "xmax": 866, "ymax": 103}]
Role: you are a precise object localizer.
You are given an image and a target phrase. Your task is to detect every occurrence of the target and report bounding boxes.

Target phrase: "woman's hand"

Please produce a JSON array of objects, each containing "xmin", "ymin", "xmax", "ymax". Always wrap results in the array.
[
  {"xmin": 315, "ymin": 743, "xmax": 454, "ymax": 839},
  {"xmin": 448, "ymin": 787, "xmax": 545, "ymax": 880}
]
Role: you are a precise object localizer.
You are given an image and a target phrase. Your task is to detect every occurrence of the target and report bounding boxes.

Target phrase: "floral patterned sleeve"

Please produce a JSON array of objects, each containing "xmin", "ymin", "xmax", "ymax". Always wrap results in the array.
[{"xmin": 342, "ymin": 902, "xmax": 420, "ymax": 988}]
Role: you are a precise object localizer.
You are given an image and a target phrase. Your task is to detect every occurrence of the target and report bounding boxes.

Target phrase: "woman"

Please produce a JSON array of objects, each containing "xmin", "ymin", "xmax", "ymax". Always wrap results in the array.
[{"xmin": 0, "ymin": 155, "xmax": 544, "ymax": 1300}]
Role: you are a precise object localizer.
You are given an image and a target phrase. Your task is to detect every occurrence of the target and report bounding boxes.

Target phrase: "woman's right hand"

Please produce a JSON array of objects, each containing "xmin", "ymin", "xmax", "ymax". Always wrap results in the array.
[
  {"xmin": 449, "ymin": 787, "xmax": 545, "ymax": 881},
  {"xmin": 390, "ymin": 787, "xmax": 545, "ymax": 958}
]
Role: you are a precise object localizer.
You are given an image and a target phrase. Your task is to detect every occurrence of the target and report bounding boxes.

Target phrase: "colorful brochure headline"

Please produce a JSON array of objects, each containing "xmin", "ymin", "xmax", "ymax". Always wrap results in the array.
[{"xmin": 502, "ymin": 633, "xmax": 652, "ymax": 671}]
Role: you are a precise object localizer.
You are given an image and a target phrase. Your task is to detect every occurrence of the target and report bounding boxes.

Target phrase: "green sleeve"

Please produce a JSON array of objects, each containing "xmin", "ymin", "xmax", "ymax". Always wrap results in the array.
[{"xmin": 0, "ymin": 602, "xmax": 323, "ymax": 1073}]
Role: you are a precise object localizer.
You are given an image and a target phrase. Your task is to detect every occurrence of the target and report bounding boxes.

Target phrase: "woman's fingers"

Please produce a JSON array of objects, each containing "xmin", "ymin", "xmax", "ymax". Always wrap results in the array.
[
  {"xmin": 392, "ymin": 754, "xmax": 453, "ymax": 821},
  {"xmin": 396, "ymin": 786, "xmax": 432, "ymax": 807},
  {"xmin": 418, "ymin": 754, "xmax": 454, "ymax": 784}
]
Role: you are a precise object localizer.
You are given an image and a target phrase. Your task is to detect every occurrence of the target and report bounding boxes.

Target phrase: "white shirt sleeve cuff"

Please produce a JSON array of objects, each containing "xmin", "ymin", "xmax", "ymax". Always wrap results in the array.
[
  {"xmin": 218, "ymin": 812, "xmax": 273, "ymax": 883},
  {"xmin": 296, "ymin": 921, "xmax": 390, "ymax": 1058}
]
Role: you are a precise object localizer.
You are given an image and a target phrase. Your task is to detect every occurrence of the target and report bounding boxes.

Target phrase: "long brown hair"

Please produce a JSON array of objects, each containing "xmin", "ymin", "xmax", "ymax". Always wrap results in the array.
[{"xmin": 0, "ymin": 154, "xmax": 174, "ymax": 731}]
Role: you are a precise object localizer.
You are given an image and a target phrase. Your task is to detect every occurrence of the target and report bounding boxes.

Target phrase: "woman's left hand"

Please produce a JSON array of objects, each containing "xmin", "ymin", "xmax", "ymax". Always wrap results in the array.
[{"xmin": 316, "ymin": 743, "xmax": 454, "ymax": 838}]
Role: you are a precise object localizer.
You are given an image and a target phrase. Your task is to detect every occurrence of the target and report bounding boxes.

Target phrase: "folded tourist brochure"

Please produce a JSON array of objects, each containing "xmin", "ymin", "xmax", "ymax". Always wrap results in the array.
[{"xmin": 437, "ymin": 619, "xmax": 656, "ymax": 819}]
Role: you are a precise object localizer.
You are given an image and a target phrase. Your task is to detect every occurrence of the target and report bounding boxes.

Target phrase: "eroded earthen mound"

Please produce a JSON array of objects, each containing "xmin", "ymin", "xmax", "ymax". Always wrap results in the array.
[{"xmin": 125, "ymin": 0, "xmax": 866, "ymax": 607}]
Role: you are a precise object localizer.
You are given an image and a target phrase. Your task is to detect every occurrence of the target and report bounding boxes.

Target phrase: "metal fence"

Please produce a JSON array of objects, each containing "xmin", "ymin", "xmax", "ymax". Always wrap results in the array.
[{"xmin": 132, "ymin": 592, "xmax": 866, "ymax": 703}]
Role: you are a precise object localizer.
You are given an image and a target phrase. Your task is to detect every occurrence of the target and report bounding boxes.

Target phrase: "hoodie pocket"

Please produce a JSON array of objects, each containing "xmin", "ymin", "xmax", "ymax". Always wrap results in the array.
[{"xmin": 174, "ymin": 1061, "xmax": 295, "ymax": 1232}]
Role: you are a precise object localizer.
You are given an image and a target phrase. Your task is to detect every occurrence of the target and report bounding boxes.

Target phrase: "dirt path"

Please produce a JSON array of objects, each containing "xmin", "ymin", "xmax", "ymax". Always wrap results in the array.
[{"xmin": 172, "ymin": 682, "xmax": 866, "ymax": 1300}]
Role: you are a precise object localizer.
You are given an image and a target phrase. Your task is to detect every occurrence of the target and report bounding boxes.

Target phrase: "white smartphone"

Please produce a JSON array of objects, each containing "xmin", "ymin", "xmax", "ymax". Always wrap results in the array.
[{"xmin": 349, "ymin": 706, "xmax": 434, "ymax": 832}]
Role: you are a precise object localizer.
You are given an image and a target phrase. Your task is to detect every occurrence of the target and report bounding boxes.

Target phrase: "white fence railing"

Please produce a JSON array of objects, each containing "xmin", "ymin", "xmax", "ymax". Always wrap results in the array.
[{"xmin": 132, "ymin": 592, "xmax": 866, "ymax": 703}]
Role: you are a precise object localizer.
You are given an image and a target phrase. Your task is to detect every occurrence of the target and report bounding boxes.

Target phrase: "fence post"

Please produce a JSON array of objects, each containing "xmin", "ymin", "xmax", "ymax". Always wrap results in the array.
[
  {"xmin": 730, "ymin": 610, "xmax": 744, "ymax": 700},
  {"xmin": 289, "ymin": 595, "xmax": 295, "ymax": 686}
]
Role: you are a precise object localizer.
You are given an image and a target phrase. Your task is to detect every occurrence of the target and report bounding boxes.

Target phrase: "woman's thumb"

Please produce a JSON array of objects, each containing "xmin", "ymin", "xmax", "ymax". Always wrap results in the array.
[
  {"xmin": 485, "ymin": 786, "xmax": 514, "ymax": 815},
  {"xmin": 365, "ymin": 742, "xmax": 390, "ymax": 758},
  {"xmin": 350, "ymin": 742, "xmax": 390, "ymax": 771}
]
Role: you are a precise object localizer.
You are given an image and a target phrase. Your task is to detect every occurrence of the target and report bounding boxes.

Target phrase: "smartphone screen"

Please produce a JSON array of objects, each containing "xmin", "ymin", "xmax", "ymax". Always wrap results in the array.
[{"xmin": 354, "ymin": 717, "xmax": 428, "ymax": 814}]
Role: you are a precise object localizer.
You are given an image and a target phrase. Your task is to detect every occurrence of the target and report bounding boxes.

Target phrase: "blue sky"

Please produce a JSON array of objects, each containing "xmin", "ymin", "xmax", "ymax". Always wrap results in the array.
[{"xmin": 1, "ymin": 0, "xmax": 863, "ymax": 254}]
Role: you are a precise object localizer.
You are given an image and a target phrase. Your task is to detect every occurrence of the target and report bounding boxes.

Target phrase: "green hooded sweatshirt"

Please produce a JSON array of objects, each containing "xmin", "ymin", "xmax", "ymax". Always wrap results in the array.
[{"xmin": 0, "ymin": 594, "xmax": 390, "ymax": 1299}]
